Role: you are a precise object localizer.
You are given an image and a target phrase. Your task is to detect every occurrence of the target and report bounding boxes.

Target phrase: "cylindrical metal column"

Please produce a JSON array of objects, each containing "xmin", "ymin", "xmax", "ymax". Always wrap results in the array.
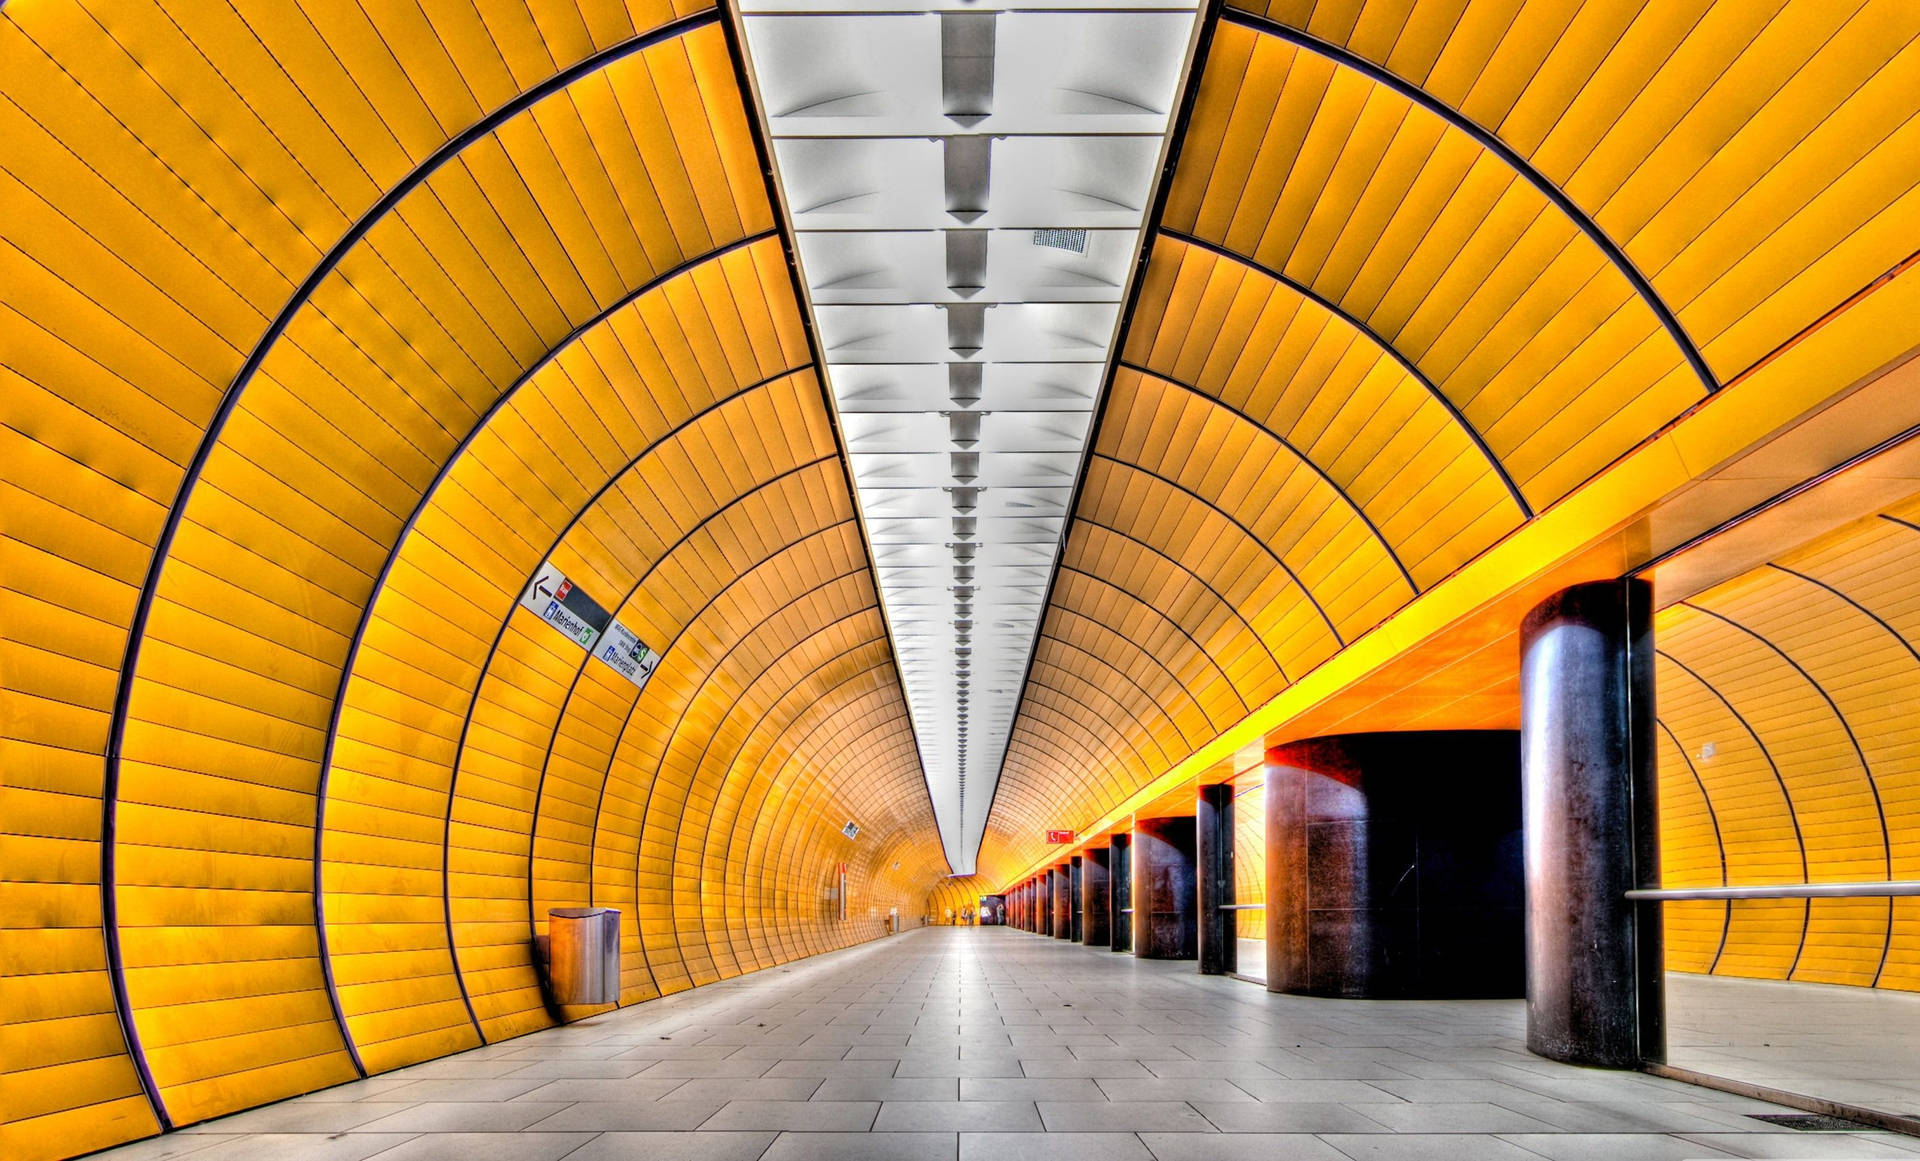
[
  {"xmin": 1110, "ymin": 832, "xmax": 1133, "ymax": 952},
  {"xmin": 1521, "ymin": 578, "xmax": 1662, "ymax": 1068},
  {"xmin": 1070, "ymin": 856, "xmax": 1084, "ymax": 943},
  {"xmin": 1081, "ymin": 846, "xmax": 1111, "ymax": 947},
  {"xmin": 1133, "ymin": 816, "xmax": 1197, "ymax": 959},
  {"xmin": 1197, "ymin": 783, "xmax": 1234, "ymax": 975},
  {"xmin": 1052, "ymin": 864, "xmax": 1072, "ymax": 938}
]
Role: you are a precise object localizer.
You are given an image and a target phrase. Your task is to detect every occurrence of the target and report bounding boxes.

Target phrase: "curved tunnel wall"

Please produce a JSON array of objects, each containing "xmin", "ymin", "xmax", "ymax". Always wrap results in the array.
[
  {"xmin": 1655, "ymin": 499, "xmax": 1920, "ymax": 992},
  {"xmin": 0, "ymin": 7, "xmax": 946, "ymax": 1158},
  {"xmin": 978, "ymin": 0, "xmax": 1920, "ymax": 886}
]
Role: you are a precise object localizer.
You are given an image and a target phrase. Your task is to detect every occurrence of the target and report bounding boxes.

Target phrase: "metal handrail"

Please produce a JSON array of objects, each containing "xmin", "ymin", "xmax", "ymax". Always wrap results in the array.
[
  {"xmin": 1217, "ymin": 903, "xmax": 1265, "ymax": 911},
  {"xmin": 1626, "ymin": 881, "xmax": 1920, "ymax": 901}
]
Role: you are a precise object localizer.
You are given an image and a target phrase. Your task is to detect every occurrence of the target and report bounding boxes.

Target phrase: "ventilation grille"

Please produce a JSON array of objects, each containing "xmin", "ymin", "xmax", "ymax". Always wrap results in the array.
[
  {"xmin": 1747, "ymin": 1114, "xmax": 1874, "ymax": 1132},
  {"xmin": 1032, "ymin": 228, "xmax": 1087, "ymax": 253}
]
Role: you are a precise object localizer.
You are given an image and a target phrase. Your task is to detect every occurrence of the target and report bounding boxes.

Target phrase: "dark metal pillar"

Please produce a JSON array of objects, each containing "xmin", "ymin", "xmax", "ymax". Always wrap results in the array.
[
  {"xmin": 1133, "ymin": 816, "xmax": 1196, "ymax": 959},
  {"xmin": 1052, "ymin": 864, "xmax": 1072, "ymax": 938},
  {"xmin": 1069, "ymin": 856, "xmax": 1084, "ymax": 942},
  {"xmin": 1039, "ymin": 874, "xmax": 1052, "ymax": 937},
  {"xmin": 1197, "ymin": 783, "xmax": 1234, "ymax": 975},
  {"xmin": 1081, "ymin": 846, "xmax": 1111, "ymax": 947},
  {"xmin": 1521, "ymin": 578, "xmax": 1663, "ymax": 1068},
  {"xmin": 1110, "ymin": 833, "xmax": 1132, "ymax": 952}
]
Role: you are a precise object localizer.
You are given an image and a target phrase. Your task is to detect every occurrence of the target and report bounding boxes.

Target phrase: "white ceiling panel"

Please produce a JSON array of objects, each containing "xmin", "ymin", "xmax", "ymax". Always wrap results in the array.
[{"xmin": 742, "ymin": 0, "xmax": 1201, "ymax": 875}]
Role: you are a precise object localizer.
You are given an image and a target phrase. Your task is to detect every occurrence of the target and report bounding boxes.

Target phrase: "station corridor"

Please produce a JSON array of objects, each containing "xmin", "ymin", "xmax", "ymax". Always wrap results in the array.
[
  {"xmin": 70, "ymin": 927, "xmax": 1920, "ymax": 1161},
  {"xmin": 5, "ymin": 0, "xmax": 1920, "ymax": 1157}
]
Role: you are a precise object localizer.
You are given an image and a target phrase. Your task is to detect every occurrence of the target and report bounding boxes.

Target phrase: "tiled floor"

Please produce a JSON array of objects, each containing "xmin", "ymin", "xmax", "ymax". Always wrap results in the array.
[
  {"xmin": 1668, "ymin": 972, "xmax": 1920, "ymax": 1118},
  {"xmin": 97, "ymin": 928, "xmax": 1920, "ymax": 1161}
]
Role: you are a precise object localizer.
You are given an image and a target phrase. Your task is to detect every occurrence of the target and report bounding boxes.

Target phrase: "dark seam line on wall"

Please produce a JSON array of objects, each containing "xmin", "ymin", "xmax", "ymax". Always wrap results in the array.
[
  {"xmin": 1656, "ymin": 646, "xmax": 1812, "ymax": 978},
  {"xmin": 1090, "ymin": 450, "xmax": 1348, "ymax": 646},
  {"xmin": 1030, "ymin": 623, "xmax": 1227, "ymax": 779},
  {"xmin": 713, "ymin": 3, "xmax": 949, "ymax": 875},
  {"xmin": 518, "ymin": 502, "xmax": 856, "ymax": 958},
  {"xmin": 1074, "ymin": 513, "xmax": 1292, "ymax": 684},
  {"xmin": 93, "ymin": 9, "xmax": 723, "ymax": 1117},
  {"xmin": 686, "ymin": 650, "xmax": 894, "ymax": 972},
  {"xmin": 681, "ymin": 616, "xmax": 893, "ymax": 976},
  {"xmin": 1654, "ymin": 718, "xmax": 1732, "ymax": 974},
  {"xmin": 622, "ymin": 602, "xmax": 879, "ymax": 982},
  {"xmin": 1011, "ymin": 665, "xmax": 1161, "ymax": 781},
  {"xmin": 701, "ymin": 616, "xmax": 906, "ymax": 973},
  {"xmin": 1689, "ymin": 592, "xmax": 1900, "ymax": 986},
  {"xmin": 736, "ymin": 671, "xmax": 911, "ymax": 950},
  {"xmin": 1054, "ymin": 561, "xmax": 1256, "ymax": 712},
  {"xmin": 975, "ymin": 0, "xmax": 1226, "ymax": 872},
  {"xmin": 1115, "ymin": 363, "xmax": 1420, "ymax": 595},
  {"xmin": 1030, "ymin": 631, "xmax": 1197, "ymax": 762},
  {"xmin": 704, "ymin": 593, "xmax": 903, "ymax": 970},
  {"xmin": 605, "ymin": 559, "xmax": 875, "ymax": 983},
  {"xmin": 578, "ymin": 504, "xmax": 853, "ymax": 1007},
  {"xmin": 441, "ymin": 451, "xmax": 836, "ymax": 1033},
  {"xmin": 1883, "ymin": 515, "xmax": 1920, "ymax": 535},
  {"xmin": 576, "ymin": 527, "xmax": 860, "ymax": 958},
  {"xmin": 311, "ymin": 246, "xmax": 787, "ymax": 1061},
  {"xmin": 1153, "ymin": 228, "xmax": 1534, "ymax": 519},
  {"xmin": 1217, "ymin": 9, "xmax": 1719, "ymax": 398},
  {"xmin": 1042, "ymin": 608, "xmax": 1220, "ymax": 743}
]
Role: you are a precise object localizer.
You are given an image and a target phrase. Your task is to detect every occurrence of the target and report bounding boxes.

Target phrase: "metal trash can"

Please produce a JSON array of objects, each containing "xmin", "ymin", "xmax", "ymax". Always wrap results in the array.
[{"xmin": 547, "ymin": 907, "xmax": 619, "ymax": 1005}]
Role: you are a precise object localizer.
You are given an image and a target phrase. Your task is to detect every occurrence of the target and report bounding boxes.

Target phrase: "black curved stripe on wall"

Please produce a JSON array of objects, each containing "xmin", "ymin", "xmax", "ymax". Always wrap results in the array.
[
  {"xmin": 95, "ymin": 10, "xmax": 724, "ymax": 1120},
  {"xmin": 1154, "ymin": 228, "xmax": 1533, "ymax": 519},
  {"xmin": 437, "ymin": 452, "xmax": 840, "ymax": 1038},
  {"xmin": 1218, "ymin": 9, "xmax": 1720, "ymax": 398}
]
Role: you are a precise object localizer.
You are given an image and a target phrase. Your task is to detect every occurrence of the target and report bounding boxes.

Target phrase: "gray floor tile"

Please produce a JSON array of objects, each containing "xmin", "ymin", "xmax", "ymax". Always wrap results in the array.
[
  {"xmin": 761, "ymin": 1131, "xmax": 958, "ymax": 1160},
  {"xmin": 1191, "ymin": 1102, "xmax": 1392, "ymax": 1133},
  {"xmin": 877, "ymin": 1101, "xmax": 1045, "ymax": 1131},
  {"xmin": 1097, "ymin": 1079, "xmax": 1255, "ymax": 1103},
  {"xmin": 167, "ymin": 1137, "xmax": 418, "ymax": 1161},
  {"xmin": 642, "ymin": 1058, "xmax": 778, "ymax": 1078},
  {"xmin": 349, "ymin": 1102, "xmax": 572, "ymax": 1133},
  {"xmin": 701, "ymin": 1100, "xmax": 881, "ymax": 1131},
  {"xmin": 527, "ymin": 1100, "xmax": 727, "ymax": 1131},
  {"xmin": 962, "ymin": 1078, "xmax": 1105, "ymax": 1102},
  {"xmin": 561, "ymin": 1131, "xmax": 778, "ymax": 1161},
  {"xmin": 1496, "ymin": 1134, "xmax": 1742, "ymax": 1160},
  {"xmin": 959, "ymin": 1132, "xmax": 1154, "ymax": 1161},
  {"xmin": 348, "ymin": 1132, "xmax": 594, "ymax": 1160},
  {"xmin": 512, "ymin": 1077, "xmax": 686, "ymax": 1102},
  {"xmin": 666, "ymin": 1078, "xmax": 825, "ymax": 1103},
  {"xmin": 181, "ymin": 1102, "xmax": 416, "ymax": 1134},
  {"xmin": 1038, "ymin": 1101, "xmax": 1216, "ymax": 1132},
  {"xmin": 1318, "ymin": 1134, "xmax": 1546, "ymax": 1160},
  {"xmin": 816, "ymin": 1078, "xmax": 960, "ymax": 1101},
  {"xmin": 1140, "ymin": 1135, "xmax": 1353, "ymax": 1161},
  {"xmin": 1354, "ymin": 1101, "xmax": 1562, "ymax": 1133},
  {"xmin": 768, "ymin": 1058, "xmax": 901, "ymax": 1079}
]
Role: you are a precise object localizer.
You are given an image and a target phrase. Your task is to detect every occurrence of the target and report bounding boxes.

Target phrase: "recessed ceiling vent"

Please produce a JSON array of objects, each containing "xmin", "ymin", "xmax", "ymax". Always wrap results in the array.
[{"xmin": 1032, "ymin": 228, "xmax": 1088, "ymax": 253}]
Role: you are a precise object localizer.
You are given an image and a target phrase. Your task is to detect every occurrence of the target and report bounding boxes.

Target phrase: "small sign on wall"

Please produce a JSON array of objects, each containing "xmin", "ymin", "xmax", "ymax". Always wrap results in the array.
[
  {"xmin": 842, "ymin": 820, "xmax": 859, "ymax": 840},
  {"xmin": 1045, "ymin": 829, "xmax": 1075, "ymax": 844},
  {"xmin": 520, "ymin": 559, "xmax": 611, "ymax": 649}
]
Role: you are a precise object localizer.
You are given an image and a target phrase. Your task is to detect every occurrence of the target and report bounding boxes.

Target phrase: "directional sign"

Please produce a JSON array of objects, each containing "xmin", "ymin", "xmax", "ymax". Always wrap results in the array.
[
  {"xmin": 1045, "ymin": 829, "xmax": 1074, "ymax": 844},
  {"xmin": 596, "ymin": 621, "xmax": 660, "ymax": 690},
  {"xmin": 519, "ymin": 558, "xmax": 610, "ymax": 650}
]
